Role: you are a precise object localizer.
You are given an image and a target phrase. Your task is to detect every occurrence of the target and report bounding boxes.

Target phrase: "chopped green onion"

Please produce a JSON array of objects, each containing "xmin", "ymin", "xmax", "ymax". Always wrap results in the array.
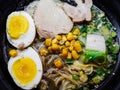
[
  {"xmin": 79, "ymin": 71, "xmax": 84, "ymax": 76},
  {"xmin": 79, "ymin": 40, "xmax": 85, "ymax": 47},
  {"xmin": 93, "ymin": 28, "xmax": 98, "ymax": 32},
  {"xmin": 92, "ymin": 75, "xmax": 103, "ymax": 84},
  {"xmin": 65, "ymin": 59, "xmax": 74, "ymax": 64},
  {"xmin": 100, "ymin": 26, "xmax": 110, "ymax": 36},
  {"xmin": 105, "ymin": 69, "xmax": 111, "ymax": 74},
  {"xmin": 72, "ymin": 74, "xmax": 79, "ymax": 80},
  {"xmin": 106, "ymin": 37, "xmax": 113, "ymax": 45},
  {"xmin": 80, "ymin": 25, "xmax": 87, "ymax": 33},
  {"xmin": 109, "ymin": 43, "xmax": 119, "ymax": 54},
  {"xmin": 111, "ymin": 31, "xmax": 116, "ymax": 38},
  {"xmin": 102, "ymin": 17, "xmax": 107, "ymax": 22},
  {"xmin": 96, "ymin": 69, "xmax": 105, "ymax": 76},
  {"xmin": 94, "ymin": 21, "xmax": 99, "ymax": 27},
  {"xmin": 87, "ymin": 29, "xmax": 92, "ymax": 34},
  {"xmin": 99, "ymin": 12, "xmax": 105, "ymax": 18},
  {"xmin": 81, "ymin": 33, "xmax": 87, "ymax": 37},
  {"xmin": 71, "ymin": 85, "xmax": 76, "ymax": 89},
  {"xmin": 106, "ymin": 23, "xmax": 112, "ymax": 29},
  {"xmin": 79, "ymin": 54, "xmax": 85, "ymax": 62}
]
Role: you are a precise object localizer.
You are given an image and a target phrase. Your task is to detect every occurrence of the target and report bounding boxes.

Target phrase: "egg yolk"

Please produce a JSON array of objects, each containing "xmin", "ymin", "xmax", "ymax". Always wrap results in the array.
[
  {"xmin": 12, "ymin": 57, "xmax": 37, "ymax": 85},
  {"xmin": 7, "ymin": 14, "xmax": 29, "ymax": 39}
]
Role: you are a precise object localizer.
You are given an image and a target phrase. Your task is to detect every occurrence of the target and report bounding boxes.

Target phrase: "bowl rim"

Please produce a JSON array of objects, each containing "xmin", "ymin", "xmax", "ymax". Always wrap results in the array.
[{"xmin": 0, "ymin": 0, "xmax": 120, "ymax": 90}]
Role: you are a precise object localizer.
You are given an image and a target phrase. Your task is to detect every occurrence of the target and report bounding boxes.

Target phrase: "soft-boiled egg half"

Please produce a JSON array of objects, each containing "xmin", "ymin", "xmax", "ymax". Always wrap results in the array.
[
  {"xmin": 6, "ymin": 11, "xmax": 36, "ymax": 49},
  {"xmin": 8, "ymin": 47, "xmax": 43, "ymax": 89}
]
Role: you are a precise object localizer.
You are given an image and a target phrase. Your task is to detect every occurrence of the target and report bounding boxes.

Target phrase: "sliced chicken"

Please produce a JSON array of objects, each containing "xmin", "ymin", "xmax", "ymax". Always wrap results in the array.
[
  {"xmin": 63, "ymin": 0, "xmax": 93, "ymax": 22},
  {"xmin": 34, "ymin": 0, "xmax": 73, "ymax": 38}
]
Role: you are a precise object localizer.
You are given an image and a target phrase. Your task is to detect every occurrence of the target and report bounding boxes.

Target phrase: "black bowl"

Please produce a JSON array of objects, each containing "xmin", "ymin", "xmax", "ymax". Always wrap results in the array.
[{"xmin": 0, "ymin": 0, "xmax": 120, "ymax": 90}]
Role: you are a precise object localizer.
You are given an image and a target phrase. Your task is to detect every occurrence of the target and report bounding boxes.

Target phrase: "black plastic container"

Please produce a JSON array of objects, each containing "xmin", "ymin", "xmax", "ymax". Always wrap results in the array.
[{"xmin": 0, "ymin": 0, "xmax": 120, "ymax": 90}]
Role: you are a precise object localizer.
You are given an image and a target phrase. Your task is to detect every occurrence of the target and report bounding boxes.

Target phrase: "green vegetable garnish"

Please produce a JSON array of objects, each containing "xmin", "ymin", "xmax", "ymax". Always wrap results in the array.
[
  {"xmin": 93, "ymin": 28, "xmax": 98, "ymax": 32},
  {"xmin": 71, "ymin": 85, "xmax": 76, "ymax": 89},
  {"xmin": 87, "ymin": 26, "xmax": 92, "ymax": 34},
  {"xmin": 96, "ymin": 69, "xmax": 105, "ymax": 76},
  {"xmin": 79, "ymin": 71, "xmax": 84, "ymax": 76},
  {"xmin": 65, "ymin": 59, "xmax": 74, "ymax": 64},
  {"xmin": 106, "ymin": 37, "xmax": 113, "ymax": 45},
  {"xmin": 80, "ymin": 25, "xmax": 88, "ymax": 33},
  {"xmin": 105, "ymin": 69, "xmax": 111, "ymax": 74},
  {"xmin": 79, "ymin": 40, "xmax": 85, "ymax": 47},
  {"xmin": 99, "ymin": 12, "xmax": 105, "ymax": 18},
  {"xmin": 81, "ymin": 33, "xmax": 87, "ymax": 37},
  {"xmin": 109, "ymin": 43, "xmax": 119, "ymax": 54},
  {"xmin": 106, "ymin": 23, "xmax": 112, "ymax": 29},
  {"xmin": 93, "ymin": 21, "xmax": 99, "ymax": 27},
  {"xmin": 79, "ymin": 54, "xmax": 85, "ymax": 62},
  {"xmin": 92, "ymin": 75, "xmax": 104, "ymax": 84},
  {"xmin": 85, "ymin": 34, "xmax": 106, "ymax": 64},
  {"xmin": 85, "ymin": 50, "xmax": 106, "ymax": 64},
  {"xmin": 72, "ymin": 74, "xmax": 79, "ymax": 80},
  {"xmin": 111, "ymin": 31, "xmax": 116, "ymax": 38},
  {"xmin": 100, "ymin": 26, "xmax": 110, "ymax": 36}
]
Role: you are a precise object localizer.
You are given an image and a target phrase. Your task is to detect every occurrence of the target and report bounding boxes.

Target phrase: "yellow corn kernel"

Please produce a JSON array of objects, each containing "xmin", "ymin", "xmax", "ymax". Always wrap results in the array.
[
  {"xmin": 52, "ymin": 44, "xmax": 59, "ymax": 51},
  {"xmin": 73, "ymin": 28, "xmax": 80, "ymax": 35},
  {"xmin": 67, "ymin": 33, "xmax": 74, "ymax": 41},
  {"xmin": 59, "ymin": 40, "xmax": 64, "ymax": 45},
  {"xmin": 69, "ymin": 45, "xmax": 74, "ymax": 51},
  {"xmin": 45, "ymin": 38, "xmax": 52, "ymax": 47},
  {"xmin": 72, "ymin": 50, "xmax": 79, "ymax": 59},
  {"xmin": 73, "ymin": 35, "xmax": 78, "ymax": 39},
  {"xmin": 59, "ymin": 45, "xmax": 64, "ymax": 51},
  {"xmin": 71, "ymin": 40, "xmax": 75, "ymax": 45},
  {"xmin": 67, "ymin": 52, "xmax": 72, "ymax": 59},
  {"xmin": 9, "ymin": 49, "xmax": 18, "ymax": 57},
  {"xmin": 48, "ymin": 46, "xmax": 52, "ymax": 53},
  {"xmin": 73, "ymin": 35, "xmax": 78, "ymax": 40},
  {"xmin": 52, "ymin": 38, "xmax": 58, "ymax": 44},
  {"xmin": 59, "ymin": 35, "xmax": 67, "ymax": 45},
  {"xmin": 55, "ymin": 35, "xmax": 62, "ymax": 41},
  {"xmin": 65, "ymin": 41, "xmax": 70, "ymax": 47},
  {"xmin": 62, "ymin": 35, "xmax": 67, "ymax": 41},
  {"xmin": 39, "ymin": 47, "xmax": 48, "ymax": 56},
  {"xmin": 62, "ymin": 35, "xmax": 67, "ymax": 43},
  {"xmin": 54, "ymin": 59, "xmax": 63, "ymax": 68},
  {"xmin": 74, "ymin": 41, "xmax": 82, "ymax": 53},
  {"xmin": 62, "ymin": 48, "xmax": 68, "ymax": 57}
]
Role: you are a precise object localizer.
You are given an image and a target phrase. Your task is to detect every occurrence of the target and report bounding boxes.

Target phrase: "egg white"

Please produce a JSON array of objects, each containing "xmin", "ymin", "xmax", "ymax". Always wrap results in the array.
[
  {"xmin": 6, "ymin": 11, "xmax": 36, "ymax": 49},
  {"xmin": 8, "ymin": 47, "xmax": 43, "ymax": 89}
]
